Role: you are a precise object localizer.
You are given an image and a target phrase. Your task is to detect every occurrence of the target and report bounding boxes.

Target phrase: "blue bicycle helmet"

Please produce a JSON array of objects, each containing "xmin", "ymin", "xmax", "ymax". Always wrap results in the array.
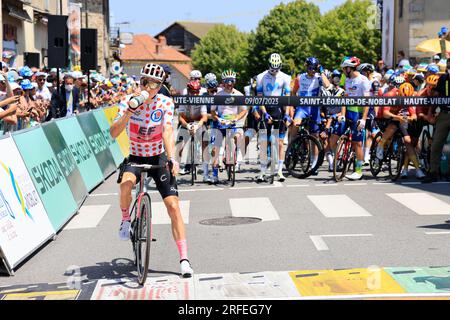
[
  {"xmin": 206, "ymin": 79, "xmax": 218, "ymax": 89},
  {"xmin": 332, "ymin": 69, "xmax": 341, "ymax": 78},
  {"xmin": 426, "ymin": 64, "xmax": 440, "ymax": 74},
  {"xmin": 19, "ymin": 66, "xmax": 33, "ymax": 78},
  {"xmin": 305, "ymin": 57, "xmax": 319, "ymax": 67}
]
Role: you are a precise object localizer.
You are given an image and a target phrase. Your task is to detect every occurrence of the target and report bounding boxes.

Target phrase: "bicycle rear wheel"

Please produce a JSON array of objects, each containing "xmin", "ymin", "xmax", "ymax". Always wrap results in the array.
[
  {"xmin": 285, "ymin": 135, "xmax": 322, "ymax": 179},
  {"xmin": 388, "ymin": 135, "xmax": 405, "ymax": 181},
  {"xmin": 369, "ymin": 132, "xmax": 383, "ymax": 177},
  {"xmin": 134, "ymin": 193, "xmax": 152, "ymax": 286},
  {"xmin": 334, "ymin": 135, "xmax": 351, "ymax": 182},
  {"xmin": 420, "ymin": 129, "xmax": 431, "ymax": 173}
]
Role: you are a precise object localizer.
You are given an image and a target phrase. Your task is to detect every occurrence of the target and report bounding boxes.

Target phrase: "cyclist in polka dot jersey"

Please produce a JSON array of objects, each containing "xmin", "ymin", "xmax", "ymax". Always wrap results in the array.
[{"xmin": 110, "ymin": 63, "xmax": 194, "ymax": 278}]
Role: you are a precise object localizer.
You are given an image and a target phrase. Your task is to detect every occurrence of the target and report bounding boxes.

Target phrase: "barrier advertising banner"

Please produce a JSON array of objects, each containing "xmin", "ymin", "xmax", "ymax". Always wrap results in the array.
[
  {"xmin": 103, "ymin": 106, "xmax": 130, "ymax": 158},
  {"xmin": 42, "ymin": 121, "xmax": 88, "ymax": 206},
  {"xmin": 0, "ymin": 136, "xmax": 55, "ymax": 270},
  {"xmin": 77, "ymin": 112, "xmax": 117, "ymax": 178},
  {"xmin": 55, "ymin": 117, "xmax": 104, "ymax": 191},
  {"xmin": 93, "ymin": 109, "xmax": 125, "ymax": 167},
  {"xmin": 13, "ymin": 127, "xmax": 78, "ymax": 232}
]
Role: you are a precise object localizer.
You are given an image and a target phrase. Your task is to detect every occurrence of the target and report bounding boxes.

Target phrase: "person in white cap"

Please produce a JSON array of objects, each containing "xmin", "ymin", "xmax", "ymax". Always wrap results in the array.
[{"xmin": 35, "ymin": 72, "xmax": 52, "ymax": 105}]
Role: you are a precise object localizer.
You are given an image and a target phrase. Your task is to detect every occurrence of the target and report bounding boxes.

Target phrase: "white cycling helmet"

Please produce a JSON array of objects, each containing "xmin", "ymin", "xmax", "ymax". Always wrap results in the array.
[
  {"xmin": 269, "ymin": 53, "xmax": 282, "ymax": 69},
  {"xmin": 190, "ymin": 70, "xmax": 202, "ymax": 79},
  {"xmin": 221, "ymin": 69, "xmax": 237, "ymax": 80},
  {"xmin": 204, "ymin": 73, "xmax": 217, "ymax": 82},
  {"xmin": 141, "ymin": 63, "xmax": 165, "ymax": 82}
]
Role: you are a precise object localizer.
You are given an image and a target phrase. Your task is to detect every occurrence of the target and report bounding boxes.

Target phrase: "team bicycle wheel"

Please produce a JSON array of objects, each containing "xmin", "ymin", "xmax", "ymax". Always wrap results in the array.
[
  {"xmin": 333, "ymin": 135, "xmax": 353, "ymax": 182},
  {"xmin": 420, "ymin": 129, "xmax": 431, "ymax": 173},
  {"xmin": 369, "ymin": 132, "xmax": 384, "ymax": 177},
  {"xmin": 285, "ymin": 135, "xmax": 323, "ymax": 179},
  {"xmin": 388, "ymin": 135, "xmax": 405, "ymax": 181},
  {"xmin": 134, "ymin": 193, "xmax": 152, "ymax": 286}
]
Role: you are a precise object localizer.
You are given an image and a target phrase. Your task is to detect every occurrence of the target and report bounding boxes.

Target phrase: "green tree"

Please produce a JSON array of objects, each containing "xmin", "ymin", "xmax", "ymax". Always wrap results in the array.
[
  {"xmin": 312, "ymin": 0, "xmax": 381, "ymax": 71},
  {"xmin": 247, "ymin": 0, "xmax": 322, "ymax": 78},
  {"xmin": 191, "ymin": 25, "xmax": 250, "ymax": 90}
]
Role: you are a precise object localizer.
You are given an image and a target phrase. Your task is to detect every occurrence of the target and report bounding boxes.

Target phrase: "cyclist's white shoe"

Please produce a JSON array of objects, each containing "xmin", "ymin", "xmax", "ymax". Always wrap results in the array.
[
  {"xmin": 401, "ymin": 169, "xmax": 409, "ymax": 179},
  {"xmin": 277, "ymin": 171, "xmax": 286, "ymax": 182},
  {"xmin": 212, "ymin": 176, "xmax": 219, "ymax": 185},
  {"xmin": 203, "ymin": 175, "xmax": 212, "ymax": 183},
  {"xmin": 257, "ymin": 173, "xmax": 266, "ymax": 183},
  {"xmin": 416, "ymin": 169, "xmax": 426, "ymax": 180},
  {"xmin": 119, "ymin": 220, "xmax": 131, "ymax": 241},
  {"xmin": 180, "ymin": 259, "xmax": 193, "ymax": 278},
  {"xmin": 346, "ymin": 172, "xmax": 363, "ymax": 181}
]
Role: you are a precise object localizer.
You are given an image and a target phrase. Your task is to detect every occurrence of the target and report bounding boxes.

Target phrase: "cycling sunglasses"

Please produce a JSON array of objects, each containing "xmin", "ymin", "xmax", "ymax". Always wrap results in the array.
[
  {"xmin": 223, "ymin": 78, "xmax": 236, "ymax": 85},
  {"xmin": 140, "ymin": 78, "xmax": 161, "ymax": 89}
]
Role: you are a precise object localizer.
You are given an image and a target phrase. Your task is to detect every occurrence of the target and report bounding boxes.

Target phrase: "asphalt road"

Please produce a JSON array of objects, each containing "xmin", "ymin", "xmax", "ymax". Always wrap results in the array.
[{"xmin": 1, "ymin": 155, "xmax": 450, "ymax": 299}]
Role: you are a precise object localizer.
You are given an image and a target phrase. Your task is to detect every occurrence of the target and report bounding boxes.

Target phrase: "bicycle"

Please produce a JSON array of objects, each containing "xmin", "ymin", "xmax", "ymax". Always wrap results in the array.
[
  {"xmin": 369, "ymin": 126, "xmax": 406, "ymax": 181},
  {"xmin": 418, "ymin": 122, "xmax": 433, "ymax": 174},
  {"xmin": 186, "ymin": 123, "xmax": 200, "ymax": 186},
  {"xmin": 117, "ymin": 161, "xmax": 174, "ymax": 286},
  {"xmin": 216, "ymin": 120, "xmax": 240, "ymax": 187},
  {"xmin": 333, "ymin": 119, "xmax": 360, "ymax": 182},
  {"xmin": 285, "ymin": 117, "xmax": 324, "ymax": 179}
]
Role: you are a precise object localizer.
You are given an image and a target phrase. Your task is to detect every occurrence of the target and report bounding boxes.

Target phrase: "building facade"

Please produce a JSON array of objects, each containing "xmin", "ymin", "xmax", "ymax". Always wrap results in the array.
[
  {"xmin": 120, "ymin": 34, "xmax": 192, "ymax": 93},
  {"xmin": 70, "ymin": 0, "xmax": 110, "ymax": 74},
  {"xmin": 382, "ymin": 0, "xmax": 450, "ymax": 67},
  {"xmin": 155, "ymin": 21, "xmax": 222, "ymax": 56},
  {"xmin": 1, "ymin": 0, "xmax": 69, "ymax": 69}
]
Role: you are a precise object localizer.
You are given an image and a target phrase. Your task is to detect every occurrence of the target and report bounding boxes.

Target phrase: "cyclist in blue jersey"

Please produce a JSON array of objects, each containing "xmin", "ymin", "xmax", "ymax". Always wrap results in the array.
[
  {"xmin": 287, "ymin": 57, "xmax": 331, "ymax": 175},
  {"xmin": 254, "ymin": 53, "xmax": 292, "ymax": 182}
]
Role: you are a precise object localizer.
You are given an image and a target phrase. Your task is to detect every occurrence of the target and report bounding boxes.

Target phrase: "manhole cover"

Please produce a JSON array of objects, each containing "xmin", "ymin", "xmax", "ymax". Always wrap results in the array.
[{"xmin": 199, "ymin": 217, "xmax": 262, "ymax": 226}]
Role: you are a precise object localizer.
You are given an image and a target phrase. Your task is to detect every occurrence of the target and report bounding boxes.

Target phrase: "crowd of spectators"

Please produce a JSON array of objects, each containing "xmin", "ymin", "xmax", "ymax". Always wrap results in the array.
[{"xmin": 0, "ymin": 62, "xmax": 138, "ymax": 135}]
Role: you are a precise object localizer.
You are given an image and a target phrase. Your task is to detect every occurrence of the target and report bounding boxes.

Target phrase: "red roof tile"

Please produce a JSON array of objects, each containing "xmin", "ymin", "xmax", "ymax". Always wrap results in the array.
[{"xmin": 121, "ymin": 34, "xmax": 191, "ymax": 62}]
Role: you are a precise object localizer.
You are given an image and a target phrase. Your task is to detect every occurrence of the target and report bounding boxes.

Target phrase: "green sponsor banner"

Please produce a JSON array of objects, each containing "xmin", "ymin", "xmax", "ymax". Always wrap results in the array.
[
  {"xmin": 42, "ymin": 121, "xmax": 88, "ymax": 206},
  {"xmin": 77, "ymin": 112, "xmax": 116, "ymax": 177},
  {"xmin": 56, "ymin": 117, "xmax": 104, "ymax": 191},
  {"xmin": 93, "ymin": 109, "xmax": 124, "ymax": 167},
  {"xmin": 12, "ymin": 127, "xmax": 78, "ymax": 231}
]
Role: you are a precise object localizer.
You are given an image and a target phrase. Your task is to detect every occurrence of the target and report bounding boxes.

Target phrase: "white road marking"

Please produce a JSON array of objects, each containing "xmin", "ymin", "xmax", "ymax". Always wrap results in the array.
[
  {"xmin": 315, "ymin": 184, "xmax": 338, "ymax": 187},
  {"xmin": 229, "ymin": 198, "xmax": 280, "ymax": 222},
  {"xmin": 286, "ymin": 185, "xmax": 309, "ymax": 188},
  {"xmin": 90, "ymin": 193, "xmax": 118, "ymax": 197},
  {"xmin": 425, "ymin": 231, "xmax": 450, "ymax": 235},
  {"xmin": 343, "ymin": 183, "xmax": 368, "ymax": 186},
  {"xmin": 310, "ymin": 234, "xmax": 374, "ymax": 251},
  {"xmin": 307, "ymin": 195, "xmax": 372, "ymax": 218},
  {"xmin": 151, "ymin": 201, "xmax": 190, "ymax": 224},
  {"xmin": 64, "ymin": 205, "xmax": 111, "ymax": 230},
  {"xmin": 387, "ymin": 193, "xmax": 450, "ymax": 215}
]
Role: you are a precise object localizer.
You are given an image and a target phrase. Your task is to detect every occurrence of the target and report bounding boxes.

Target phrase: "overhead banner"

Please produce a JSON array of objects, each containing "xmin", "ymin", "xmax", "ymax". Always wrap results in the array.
[
  {"xmin": 77, "ymin": 112, "xmax": 117, "ymax": 178},
  {"xmin": 103, "ymin": 106, "xmax": 130, "ymax": 158},
  {"xmin": 93, "ymin": 109, "xmax": 125, "ymax": 167},
  {"xmin": 172, "ymin": 96, "xmax": 450, "ymax": 107},
  {"xmin": 0, "ymin": 136, "xmax": 55, "ymax": 270},
  {"xmin": 42, "ymin": 121, "xmax": 88, "ymax": 206},
  {"xmin": 56, "ymin": 117, "xmax": 104, "ymax": 191},
  {"xmin": 13, "ymin": 127, "xmax": 78, "ymax": 232}
]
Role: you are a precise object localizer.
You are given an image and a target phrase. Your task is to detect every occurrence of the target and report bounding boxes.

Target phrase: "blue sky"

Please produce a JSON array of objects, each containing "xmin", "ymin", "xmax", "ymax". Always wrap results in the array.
[{"xmin": 110, "ymin": 0, "xmax": 349, "ymax": 36}]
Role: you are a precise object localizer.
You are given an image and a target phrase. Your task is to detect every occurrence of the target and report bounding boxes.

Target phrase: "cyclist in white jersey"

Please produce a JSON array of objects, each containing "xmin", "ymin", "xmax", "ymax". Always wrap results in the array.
[
  {"xmin": 110, "ymin": 63, "xmax": 193, "ymax": 278},
  {"xmin": 254, "ymin": 53, "xmax": 292, "ymax": 182},
  {"xmin": 210, "ymin": 70, "xmax": 247, "ymax": 184},
  {"xmin": 182, "ymin": 70, "xmax": 207, "ymax": 95},
  {"xmin": 177, "ymin": 80, "xmax": 209, "ymax": 181},
  {"xmin": 341, "ymin": 56, "xmax": 371, "ymax": 181}
]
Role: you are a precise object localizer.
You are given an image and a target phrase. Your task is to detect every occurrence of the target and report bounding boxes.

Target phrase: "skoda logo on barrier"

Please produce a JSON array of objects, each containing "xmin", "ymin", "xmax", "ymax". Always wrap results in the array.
[
  {"xmin": 224, "ymin": 97, "xmax": 235, "ymax": 105},
  {"xmin": 151, "ymin": 109, "xmax": 163, "ymax": 122}
]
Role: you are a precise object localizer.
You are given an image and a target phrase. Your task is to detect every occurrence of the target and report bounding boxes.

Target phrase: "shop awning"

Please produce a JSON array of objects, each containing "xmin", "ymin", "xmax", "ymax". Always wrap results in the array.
[{"xmin": 6, "ymin": 4, "xmax": 33, "ymax": 23}]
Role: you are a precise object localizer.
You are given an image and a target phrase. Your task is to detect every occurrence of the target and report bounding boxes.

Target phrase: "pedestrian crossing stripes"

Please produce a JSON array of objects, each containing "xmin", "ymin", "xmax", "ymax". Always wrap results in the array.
[
  {"xmin": 386, "ymin": 193, "xmax": 450, "ymax": 215},
  {"xmin": 307, "ymin": 195, "xmax": 372, "ymax": 218},
  {"xmin": 150, "ymin": 201, "xmax": 190, "ymax": 225},
  {"xmin": 229, "ymin": 197, "xmax": 280, "ymax": 222}
]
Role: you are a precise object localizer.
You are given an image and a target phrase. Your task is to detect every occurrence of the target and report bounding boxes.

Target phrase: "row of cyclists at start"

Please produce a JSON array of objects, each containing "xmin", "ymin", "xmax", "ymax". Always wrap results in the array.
[{"xmin": 176, "ymin": 54, "xmax": 444, "ymax": 184}]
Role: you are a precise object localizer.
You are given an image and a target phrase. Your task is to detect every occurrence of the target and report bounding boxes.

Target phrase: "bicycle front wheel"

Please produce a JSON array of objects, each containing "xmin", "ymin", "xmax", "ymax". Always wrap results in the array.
[
  {"xmin": 285, "ymin": 135, "xmax": 323, "ymax": 179},
  {"xmin": 135, "ymin": 193, "xmax": 152, "ymax": 286},
  {"xmin": 369, "ymin": 132, "xmax": 383, "ymax": 177},
  {"xmin": 190, "ymin": 138, "xmax": 196, "ymax": 186},
  {"xmin": 420, "ymin": 129, "xmax": 431, "ymax": 173},
  {"xmin": 388, "ymin": 135, "xmax": 405, "ymax": 181},
  {"xmin": 333, "ymin": 135, "xmax": 351, "ymax": 182}
]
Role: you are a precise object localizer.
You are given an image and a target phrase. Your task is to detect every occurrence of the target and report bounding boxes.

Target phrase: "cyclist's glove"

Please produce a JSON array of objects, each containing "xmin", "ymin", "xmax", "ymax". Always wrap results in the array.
[
  {"xmin": 283, "ymin": 114, "xmax": 292, "ymax": 123},
  {"xmin": 264, "ymin": 112, "xmax": 272, "ymax": 122},
  {"xmin": 357, "ymin": 119, "xmax": 366, "ymax": 131},
  {"xmin": 338, "ymin": 115, "xmax": 346, "ymax": 123}
]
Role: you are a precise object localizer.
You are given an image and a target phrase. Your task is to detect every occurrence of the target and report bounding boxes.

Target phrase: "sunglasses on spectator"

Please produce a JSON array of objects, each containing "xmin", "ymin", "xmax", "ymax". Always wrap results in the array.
[
  {"xmin": 37, "ymin": 78, "xmax": 46, "ymax": 82},
  {"xmin": 140, "ymin": 78, "xmax": 161, "ymax": 89}
]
